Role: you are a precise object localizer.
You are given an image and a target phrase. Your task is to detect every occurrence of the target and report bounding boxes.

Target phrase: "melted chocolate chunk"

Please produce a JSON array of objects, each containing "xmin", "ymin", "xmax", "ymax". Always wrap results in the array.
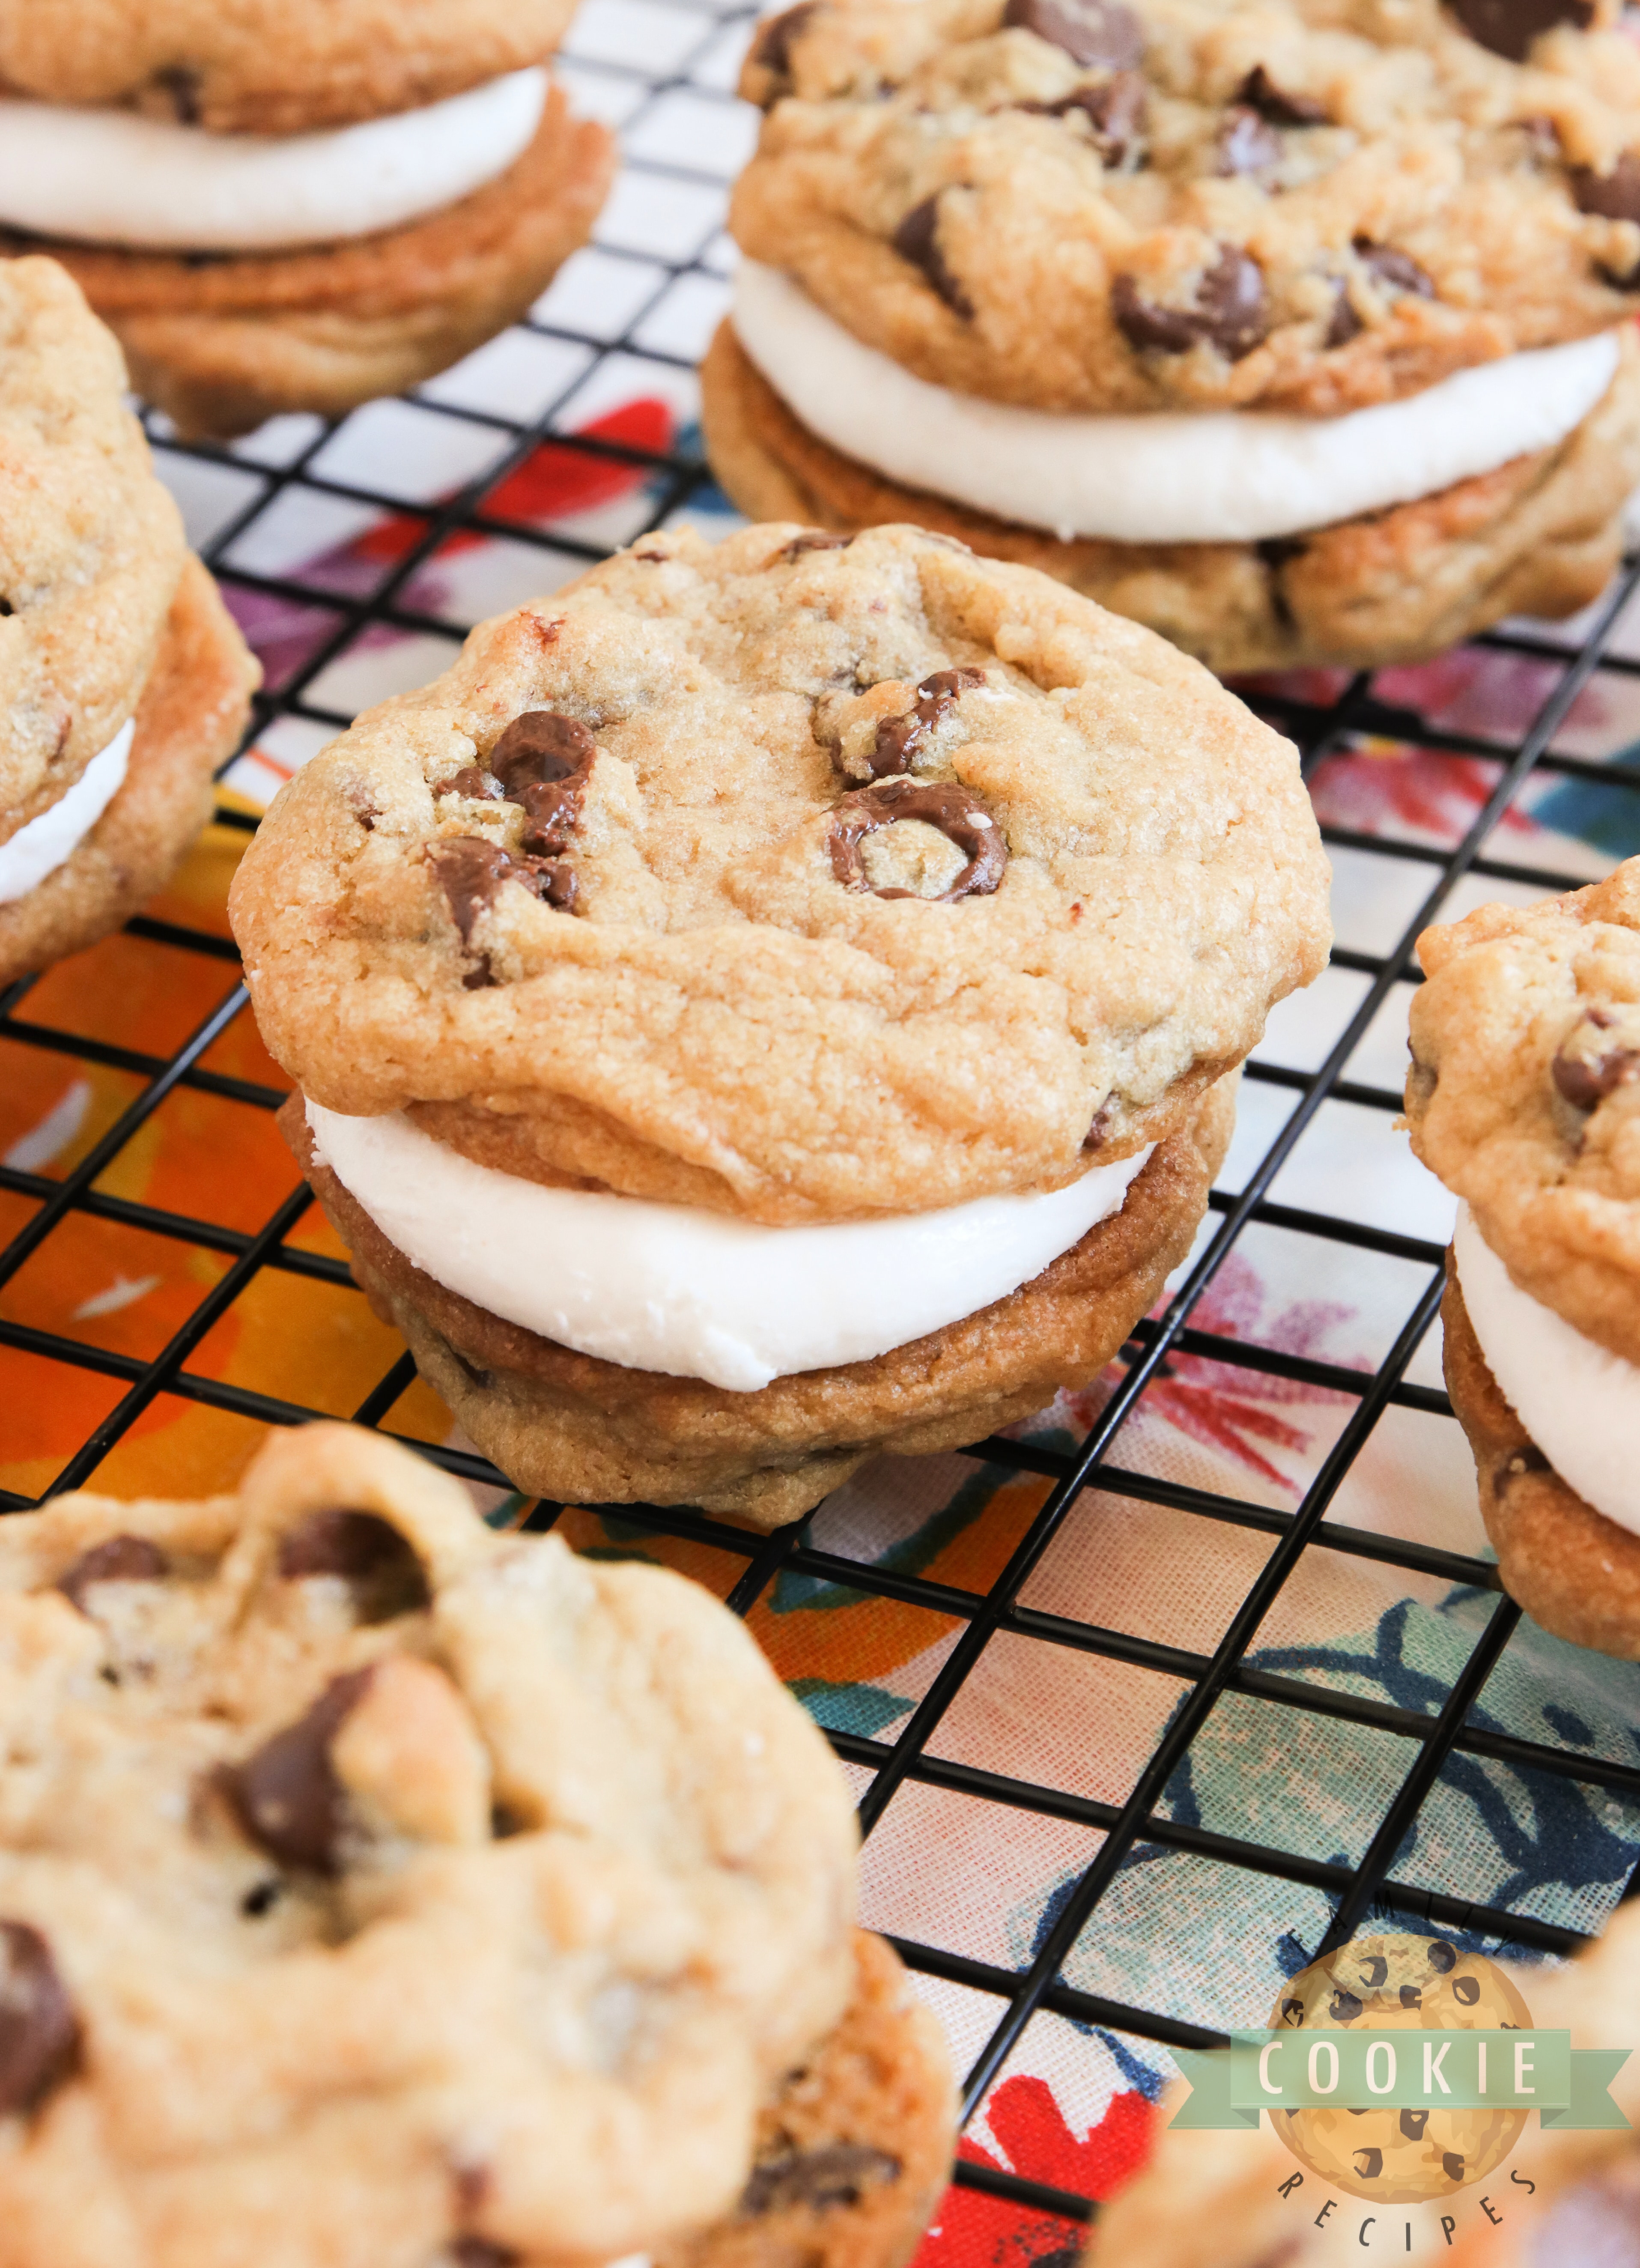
[
  {"xmin": 277, "ymin": 1509, "xmax": 431, "ymax": 1624},
  {"xmin": 1401, "ymin": 2109, "xmax": 1429, "ymax": 2139},
  {"xmin": 1354, "ymin": 239, "xmax": 1435, "ymax": 298},
  {"xmin": 1214, "ymin": 105, "xmax": 1282, "ymax": 176},
  {"xmin": 1324, "ymin": 280, "xmax": 1362, "ymax": 349},
  {"xmin": 1021, "ymin": 71, "xmax": 1145, "ymax": 164},
  {"xmin": 829, "ymin": 778, "xmax": 1007, "ymax": 900},
  {"xmin": 1448, "ymin": 0, "xmax": 1590, "ymax": 61},
  {"xmin": 892, "ymin": 196, "xmax": 974, "ymax": 318},
  {"xmin": 868, "ymin": 667, "xmax": 985, "ymax": 779},
  {"xmin": 0, "ymin": 1923, "xmax": 79, "ymax": 2118},
  {"xmin": 437, "ymin": 766, "xmax": 504, "ymax": 802},
  {"xmin": 742, "ymin": 2143, "xmax": 902, "ymax": 2215},
  {"xmin": 452, "ymin": 2244, "xmax": 520, "ymax": 2268},
  {"xmin": 56, "ymin": 1535, "xmax": 168, "ymax": 1614},
  {"xmin": 750, "ymin": 0, "xmax": 821, "ymax": 90},
  {"xmin": 1354, "ymin": 2148, "xmax": 1384, "ymax": 2179},
  {"xmin": 153, "ymin": 64, "xmax": 202, "ymax": 124},
  {"xmin": 1237, "ymin": 66, "xmax": 1328, "ymax": 125},
  {"xmin": 1329, "ymin": 1988, "xmax": 1364, "ymax": 2023},
  {"xmin": 1443, "ymin": 2152, "xmax": 1466, "ymax": 2183},
  {"xmin": 1112, "ymin": 247, "xmax": 1268, "ymax": 360},
  {"xmin": 1572, "ymin": 152, "xmax": 1640, "ymax": 228},
  {"xmin": 427, "ymin": 837, "xmax": 578, "ymax": 964},
  {"xmin": 488, "ymin": 711, "xmax": 595, "ymax": 797},
  {"xmin": 1003, "ymin": 0, "xmax": 1143, "ymax": 69},
  {"xmin": 1552, "ymin": 1006, "xmax": 1640, "ymax": 1109},
  {"xmin": 1399, "ymin": 1985, "xmax": 1422, "ymax": 2009},
  {"xmin": 222, "ymin": 1668, "xmax": 376, "ymax": 1876}
]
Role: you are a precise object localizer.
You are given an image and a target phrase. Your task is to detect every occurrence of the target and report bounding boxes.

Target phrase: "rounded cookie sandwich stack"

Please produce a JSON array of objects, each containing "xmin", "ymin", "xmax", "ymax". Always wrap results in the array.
[
  {"xmin": 1407, "ymin": 857, "xmax": 1640, "ymax": 1657},
  {"xmin": 705, "ymin": 0, "xmax": 1640, "ymax": 674},
  {"xmin": 0, "ymin": 256, "xmax": 257, "ymax": 988},
  {"xmin": 0, "ymin": 0, "xmax": 617, "ymax": 438},
  {"xmin": 229, "ymin": 522, "xmax": 1330, "ymax": 1528},
  {"xmin": 0, "ymin": 1418, "xmax": 955, "ymax": 2266}
]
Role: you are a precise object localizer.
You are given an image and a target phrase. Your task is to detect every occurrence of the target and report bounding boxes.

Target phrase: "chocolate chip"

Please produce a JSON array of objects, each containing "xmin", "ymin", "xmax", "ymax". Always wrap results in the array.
[
  {"xmin": 1443, "ymin": 2153, "xmax": 1466, "ymax": 2183},
  {"xmin": 892, "ymin": 196, "xmax": 973, "ymax": 318},
  {"xmin": 1452, "ymin": 1975, "xmax": 1481, "ymax": 2005},
  {"xmin": 222, "ymin": 1669, "xmax": 376, "ymax": 1876},
  {"xmin": 742, "ymin": 2143, "xmax": 902, "ymax": 2216},
  {"xmin": 277, "ymin": 1510, "xmax": 431, "ymax": 1625},
  {"xmin": 1357, "ymin": 1955, "xmax": 1388, "ymax": 1987},
  {"xmin": 1020, "ymin": 71, "xmax": 1145, "ymax": 164},
  {"xmin": 782, "ymin": 531, "xmax": 851, "ymax": 559},
  {"xmin": 1280, "ymin": 1996, "xmax": 1304, "ymax": 2025},
  {"xmin": 1448, "ymin": 0, "xmax": 1591, "ymax": 61},
  {"xmin": 1354, "ymin": 2148, "xmax": 1384, "ymax": 2179},
  {"xmin": 1002, "ymin": 0, "xmax": 1143, "ymax": 68},
  {"xmin": 1427, "ymin": 1940, "xmax": 1457, "ymax": 1973},
  {"xmin": 452, "ymin": 2244, "xmax": 519, "ymax": 2268},
  {"xmin": 1552, "ymin": 1007, "xmax": 1640, "ymax": 1109},
  {"xmin": 0, "ymin": 1924, "xmax": 79, "ymax": 2118},
  {"xmin": 1572, "ymin": 153, "xmax": 1640, "ymax": 227},
  {"xmin": 154, "ymin": 64, "xmax": 202, "ymax": 124},
  {"xmin": 829, "ymin": 778, "xmax": 1007, "ymax": 900},
  {"xmin": 1214, "ymin": 106, "xmax": 1282, "ymax": 176},
  {"xmin": 427, "ymin": 837, "xmax": 578, "ymax": 959},
  {"xmin": 1237, "ymin": 66, "xmax": 1328, "ymax": 125},
  {"xmin": 436, "ymin": 766, "xmax": 504, "ymax": 802},
  {"xmin": 1399, "ymin": 1986, "xmax": 1422, "ymax": 2008},
  {"xmin": 56, "ymin": 1535, "xmax": 168, "ymax": 1614},
  {"xmin": 241, "ymin": 1880, "xmax": 281, "ymax": 1918},
  {"xmin": 488, "ymin": 711, "xmax": 596, "ymax": 799},
  {"xmin": 1329, "ymin": 1988, "xmax": 1364, "ymax": 2022},
  {"xmin": 1083, "ymin": 1102, "xmax": 1113, "ymax": 1150},
  {"xmin": 1112, "ymin": 247, "xmax": 1268, "ymax": 360},
  {"xmin": 866, "ymin": 666, "xmax": 985, "ymax": 779},
  {"xmin": 750, "ymin": 1, "xmax": 820, "ymax": 90},
  {"xmin": 1354, "ymin": 239, "xmax": 1435, "ymax": 298},
  {"xmin": 1401, "ymin": 2108, "xmax": 1428, "ymax": 2138}
]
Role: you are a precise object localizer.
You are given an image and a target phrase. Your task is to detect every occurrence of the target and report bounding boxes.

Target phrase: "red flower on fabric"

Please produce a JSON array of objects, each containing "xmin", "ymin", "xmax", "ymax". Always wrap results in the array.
[{"xmin": 912, "ymin": 2080, "xmax": 1154, "ymax": 2268}]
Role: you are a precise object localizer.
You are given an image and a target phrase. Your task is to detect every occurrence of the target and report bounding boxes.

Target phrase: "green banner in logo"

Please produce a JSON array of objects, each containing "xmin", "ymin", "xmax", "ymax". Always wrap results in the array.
[{"xmin": 1170, "ymin": 2033, "xmax": 1631, "ymax": 2130}]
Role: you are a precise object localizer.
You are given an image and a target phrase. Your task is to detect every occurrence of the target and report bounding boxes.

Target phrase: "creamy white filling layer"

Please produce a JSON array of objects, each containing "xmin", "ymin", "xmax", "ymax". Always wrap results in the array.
[
  {"xmin": 307, "ymin": 1099, "xmax": 1153, "ymax": 1394},
  {"xmin": 732, "ymin": 262, "xmax": 1622, "ymax": 547},
  {"xmin": 1454, "ymin": 1203, "xmax": 1640, "ymax": 1540},
  {"xmin": 0, "ymin": 69, "xmax": 548, "ymax": 252},
  {"xmin": 0, "ymin": 719, "xmax": 134, "ymax": 907}
]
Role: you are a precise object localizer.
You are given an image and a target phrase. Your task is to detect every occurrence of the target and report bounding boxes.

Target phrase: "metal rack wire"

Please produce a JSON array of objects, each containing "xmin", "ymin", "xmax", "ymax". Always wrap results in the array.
[{"xmin": 5, "ymin": 0, "xmax": 1640, "ymax": 2247}]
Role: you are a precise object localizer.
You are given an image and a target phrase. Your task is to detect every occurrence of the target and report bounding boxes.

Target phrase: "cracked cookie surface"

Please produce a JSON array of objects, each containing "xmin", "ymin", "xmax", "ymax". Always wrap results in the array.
[
  {"xmin": 733, "ymin": 0, "xmax": 1640, "ymax": 416},
  {"xmin": 0, "ymin": 1422, "xmax": 860, "ymax": 2265},
  {"xmin": 229, "ymin": 522, "xmax": 1329, "ymax": 1226}
]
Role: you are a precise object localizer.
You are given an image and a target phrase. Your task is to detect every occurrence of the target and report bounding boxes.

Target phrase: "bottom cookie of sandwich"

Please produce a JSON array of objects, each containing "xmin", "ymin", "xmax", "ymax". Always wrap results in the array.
[
  {"xmin": 1443, "ymin": 1252, "xmax": 1640, "ymax": 1658},
  {"xmin": 283, "ymin": 1077, "xmax": 1234, "ymax": 1529}
]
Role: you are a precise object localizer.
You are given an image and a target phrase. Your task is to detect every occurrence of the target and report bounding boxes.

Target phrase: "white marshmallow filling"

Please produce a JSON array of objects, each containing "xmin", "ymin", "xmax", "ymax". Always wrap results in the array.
[
  {"xmin": 731, "ymin": 262, "xmax": 1622, "ymax": 549},
  {"xmin": 0, "ymin": 68, "xmax": 549, "ymax": 253},
  {"xmin": 306, "ymin": 1098, "xmax": 1155, "ymax": 1395},
  {"xmin": 1453, "ymin": 1203, "xmax": 1640, "ymax": 1542},
  {"xmin": 0, "ymin": 719, "xmax": 135, "ymax": 907}
]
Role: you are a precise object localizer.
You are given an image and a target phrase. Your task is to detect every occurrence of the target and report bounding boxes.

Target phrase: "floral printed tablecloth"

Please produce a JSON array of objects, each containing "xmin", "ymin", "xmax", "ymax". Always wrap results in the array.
[{"xmin": 6, "ymin": 7, "xmax": 1640, "ymax": 2258}]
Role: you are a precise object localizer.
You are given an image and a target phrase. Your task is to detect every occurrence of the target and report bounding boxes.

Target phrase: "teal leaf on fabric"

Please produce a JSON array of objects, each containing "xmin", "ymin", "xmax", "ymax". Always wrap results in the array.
[
  {"xmin": 769, "ymin": 1461, "xmax": 1012, "ymax": 1614},
  {"xmin": 789, "ymin": 1678, "xmax": 914, "ymax": 1737}
]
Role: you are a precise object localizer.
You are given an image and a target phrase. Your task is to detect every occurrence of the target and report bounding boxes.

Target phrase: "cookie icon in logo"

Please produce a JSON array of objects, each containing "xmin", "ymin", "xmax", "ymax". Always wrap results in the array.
[{"xmin": 1268, "ymin": 1933, "xmax": 1531, "ymax": 2203}]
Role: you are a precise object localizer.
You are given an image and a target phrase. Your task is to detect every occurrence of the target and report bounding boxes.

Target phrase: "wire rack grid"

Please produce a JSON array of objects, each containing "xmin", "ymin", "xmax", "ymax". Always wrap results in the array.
[{"xmin": 6, "ymin": 0, "xmax": 1640, "ymax": 2248}]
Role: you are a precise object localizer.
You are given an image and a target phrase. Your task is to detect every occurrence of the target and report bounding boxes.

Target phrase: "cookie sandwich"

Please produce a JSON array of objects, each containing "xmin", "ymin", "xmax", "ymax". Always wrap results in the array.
[
  {"xmin": 0, "ymin": 1418, "xmax": 954, "ymax": 2266},
  {"xmin": 1406, "ymin": 859, "xmax": 1640, "ymax": 1658},
  {"xmin": 705, "ymin": 0, "xmax": 1640, "ymax": 675},
  {"xmin": 0, "ymin": 0, "xmax": 616, "ymax": 439},
  {"xmin": 229, "ymin": 522, "xmax": 1330, "ymax": 1528},
  {"xmin": 0, "ymin": 257, "xmax": 257, "ymax": 988}
]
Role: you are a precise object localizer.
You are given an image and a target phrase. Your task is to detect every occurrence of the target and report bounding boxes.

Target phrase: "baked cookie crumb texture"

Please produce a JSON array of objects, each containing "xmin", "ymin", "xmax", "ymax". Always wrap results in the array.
[{"xmin": 0, "ymin": 1421, "xmax": 958, "ymax": 2267}]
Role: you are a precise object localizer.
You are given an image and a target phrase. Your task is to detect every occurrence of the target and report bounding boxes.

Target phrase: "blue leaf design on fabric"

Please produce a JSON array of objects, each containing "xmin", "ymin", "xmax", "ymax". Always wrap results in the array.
[{"xmin": 788, "ymin": 1677, "xmax": 913, "ymax": 1738}]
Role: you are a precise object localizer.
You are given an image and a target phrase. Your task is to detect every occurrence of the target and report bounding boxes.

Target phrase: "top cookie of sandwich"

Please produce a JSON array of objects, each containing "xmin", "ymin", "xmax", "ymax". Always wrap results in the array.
[
  {"xmin": 734, "ymin": 0, "xmax": 1640, "ymax": 417},
  {"xmin": 0, "ymin": 256, "xmax": 185, "ymax": 849},
  {"xmin": 1408, "ymin": 859, "xmax": 1640, "ymax": 1363},
  {"xmin": 0, "ymin": 0, "xmax": 575, "ymax": 136},
  {"xmin": 230, "ymin": 523, "xmax": 1329, "ymax": 1226},
  {"xmin": 0, "ymin": 1420, "xmax": 856, "ymax": 2263}
]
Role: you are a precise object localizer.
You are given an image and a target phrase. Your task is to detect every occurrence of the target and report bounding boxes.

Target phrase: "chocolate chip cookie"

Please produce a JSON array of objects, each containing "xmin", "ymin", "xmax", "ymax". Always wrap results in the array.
[
  {"xmin": 229, "ymin": 522, "xmax": 1325, "ymax": 1522},
  {"xmin": 1407, "ymin": 859, "xmax": 1640, "ymax": 1655},
  {"xmin": 0, "ymin": 1419, "xmax": 954, "ymax": 2266},
  {"xmin": 0, "ymin": 255, "xmax": 257, "ymax": 986},
  {"xmin": 705, "ymin": 0, "xmax": 1640, "ymax": 671}
]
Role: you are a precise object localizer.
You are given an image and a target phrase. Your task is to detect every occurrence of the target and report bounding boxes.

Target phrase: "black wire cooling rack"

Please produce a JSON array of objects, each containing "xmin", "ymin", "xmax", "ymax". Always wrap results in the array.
[{"xmin": 6, "ymin": 0, "xmax": 1640, "ymax": 2246}]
